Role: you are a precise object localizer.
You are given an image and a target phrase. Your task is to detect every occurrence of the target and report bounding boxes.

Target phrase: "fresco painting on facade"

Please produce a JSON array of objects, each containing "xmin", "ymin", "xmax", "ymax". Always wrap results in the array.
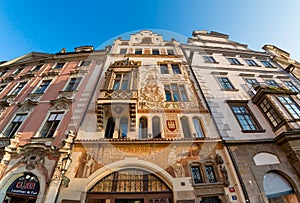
[{"xmin": 0, "ymin": 29, "xmax": 299, "ymax": 203}]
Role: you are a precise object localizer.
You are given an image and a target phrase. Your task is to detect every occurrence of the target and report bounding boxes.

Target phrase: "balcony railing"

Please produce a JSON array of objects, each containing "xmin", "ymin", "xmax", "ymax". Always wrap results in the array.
[{"xmin": 246, "ymin": 82, "xmax": 294, "ymax": 96}]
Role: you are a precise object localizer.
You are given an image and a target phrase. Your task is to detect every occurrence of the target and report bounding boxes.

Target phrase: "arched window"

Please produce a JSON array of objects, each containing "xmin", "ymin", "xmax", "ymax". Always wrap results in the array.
[
  {"xmin": 105, "ymin": 117, "xmax": 115, "ymax": 138},
  {"xmin": 180, "ymin": 117, "xmax": 191, "ymax": 138},
  {"xmin": 263, "ymin": 172, "xmax": 298, "ymax": 202},
  {"xmin": 193, "ymin": 117, "xmax": 204, "ymax": 138},
  {"xmin": 152, "ymin": 117, "xmax": 161, "ymax": 138},
  {"xmin": 120, "ymin": 117, "xmax": 128, "ymax": 138},
  {"xmin": 139, "ymin": 117, "xmax": 148, "ymax": 138}
]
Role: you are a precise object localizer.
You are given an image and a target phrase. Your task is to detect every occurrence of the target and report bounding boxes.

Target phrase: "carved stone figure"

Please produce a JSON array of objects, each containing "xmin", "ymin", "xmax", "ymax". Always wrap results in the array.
[{"xmin": 220, "ymin": 165, "xmax": 229, "ymax": 186}]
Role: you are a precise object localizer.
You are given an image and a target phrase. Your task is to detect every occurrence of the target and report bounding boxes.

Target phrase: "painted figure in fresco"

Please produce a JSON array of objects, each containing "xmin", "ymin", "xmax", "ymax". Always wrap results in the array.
[{"xmin": 167, "ymin": 147, "xmax": 185, "ymax": 178}]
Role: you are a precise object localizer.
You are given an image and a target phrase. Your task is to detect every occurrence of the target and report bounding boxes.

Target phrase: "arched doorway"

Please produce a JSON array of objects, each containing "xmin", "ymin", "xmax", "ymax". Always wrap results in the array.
[
  {"xmin": 4, "ymin": 173, "xmax": 40, "ymax": 203},
  {"xmin": 86, "ymin": 168, "xmax": 172, "ymax": 203},
  {"xmin": 263, "ymin": 172, "xmax": 299, "ymax": 203}
]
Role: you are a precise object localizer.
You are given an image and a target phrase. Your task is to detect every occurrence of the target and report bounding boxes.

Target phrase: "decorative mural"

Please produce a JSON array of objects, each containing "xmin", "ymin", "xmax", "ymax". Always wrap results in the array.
[{"xmin": 74, "ymin": 142, "xmax": 223, "ymax": 179}]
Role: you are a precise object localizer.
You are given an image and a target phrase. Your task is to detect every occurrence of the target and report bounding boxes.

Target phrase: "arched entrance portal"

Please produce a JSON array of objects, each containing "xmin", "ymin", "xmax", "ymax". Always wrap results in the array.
[
  {"xmin": 4, "ymin": 173, "xmax": 40, "ymax": 203},
  {"xmin": 86, "ymin": 168, "xmax": 172, "ymax": 203},
  {"xmin": 263, "ymin": 172, "xmax": 299, "ymax": 203}
]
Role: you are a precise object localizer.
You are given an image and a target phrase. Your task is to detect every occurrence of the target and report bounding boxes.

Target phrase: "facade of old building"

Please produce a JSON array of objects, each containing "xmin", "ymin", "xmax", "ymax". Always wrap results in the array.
[
  {"xmin": 263, "ymin": 44, "xmax": 300, "ymax": 82},
  {"xmin": 1, "ymin": 29, "xmax": 300, "ymax": 203},
  {"xmin": 182, "ymin": 31, "xmax": 300, "ymax": 203},
  {"xmin": 0, "ymin": 47, "xmax": 107, "ymax": 203},
  {"xmin": 58, "ymin": 30, "xmax": 244, "ymax": 203}
]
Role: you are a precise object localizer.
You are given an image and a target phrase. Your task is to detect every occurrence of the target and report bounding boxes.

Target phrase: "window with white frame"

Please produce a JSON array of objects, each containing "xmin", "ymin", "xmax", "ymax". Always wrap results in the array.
[
  {"xmin": 160, "ymin": 64, "xmax": 169, "ymax": 74},
  {"xmin": 261, "ymin": 60, "xmax": 274, "ymax": 68},
  {"xmin": 10, "ymin": 82, "xmax": 27, "ymax": 95},
  {"xmin": 283, "ymin": 81, "xmax": 299, "ymax": 93},
  {"xmin": 259, "ymin": 99, "xmax": 282, "ymax": 128},
  {"xmin": 265, "ymin": 80, "xmax": 279, "ymax": 87},
  {"xmin": 40, "ymin": 112, "xmax": 64, "ymax": 138},
  {"xmin": 180, "ymin": 117, "xmax": 192, "ymax": 138},
  {"xmin": 217, "ymin": 77, "xmax": 235, "ymax": 90},
  {"xmin": 0, "ymin": 84, "xmax": 7, "ymax": 93},
  {"xmin": 227, "ymin": 57, "xmax": 242, "ymax": 65},
  {"xmin": 152, "ymin": 116, "xmax": 161, "ymax": 138},
  {"xmin": 277, "ymin": 96, "xmax": 300, "ymax": 119},
  {"xmin": 171, "ymin": 64, "xmax": 181, "ymax": 74},
  {"xmin": 203, "ymin": 56, "xmax": 217, "ymax": 63},
  {"xmin": 245, "ymin": 59, "xmax": 259, "ymax": 66},
  {"xmin": 34, "ymin": 80, "xmax": 51, "ymax": 94},
  {"xmin": 113, "ymin": 73, "xmax": 130, "ymax": 90},
  {"xmin": 152, "ymin": 49, "xmax": 159, "ymax": 55},
  {"xmin": 135, "ymin": 49, "xmax": 142, "ymax": 54},
  {"xmin": 3, "ymin": 114, "xmax": 27, "ymax": 138},
  {"xmin": 193, "ymin": 117, "xmax": 204, "ymax": 138},
  {"xmin": 12, "ymin": 67, "xmax": 24, "ymax": 75},
  {"xmin": 119, "ymin": 48, "xmax": 127, "ymax": 54},
  {"xmin": 230, "ymin": 104, "xmax": 262, "ymax": 131},
  {"xmin": 164, "ymin": 84, "xmax": 188, "ymax": 101},
  {"xmin": 31, "ymin": 64, "xmax": 44, "ymax": 72},
  {"xmin": 53, "ymin": 62, "xmax": 65, "ymax": 69},
  {"xmin": 64, "ymin": 77, "xmax": 82, "ymax": 91}
]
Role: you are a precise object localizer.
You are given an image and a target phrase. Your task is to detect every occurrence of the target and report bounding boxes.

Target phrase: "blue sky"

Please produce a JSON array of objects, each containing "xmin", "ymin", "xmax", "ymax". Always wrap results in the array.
[{"xmin": 0, "ymin": 0, "xmax": 300, "ymax": 61}]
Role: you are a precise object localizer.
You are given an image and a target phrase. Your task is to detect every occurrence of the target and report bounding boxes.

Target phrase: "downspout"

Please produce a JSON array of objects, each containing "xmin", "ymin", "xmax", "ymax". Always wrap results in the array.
[{"xmin": 180, "ymin": 44, "xmax": 250, "ymax": 202}]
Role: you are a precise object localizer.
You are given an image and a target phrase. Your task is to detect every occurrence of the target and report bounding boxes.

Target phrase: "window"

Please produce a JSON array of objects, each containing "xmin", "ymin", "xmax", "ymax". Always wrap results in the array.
[
  {"xmin": 167, "ymin": 49, "xmax": 174, "ymax": 55},
  {"xmin": 277, "ymin": 96, "xmax": 300, "ymax": 119},
  {"xmin": 105, "ymin": 117, "xmax": 115, "ymax": 138},
  {"xmin": 261, "ymin": 60, "xmax": 273, "ymax": 68},
  {"xmin": 80, "ymin": 60, "xmax": 91, "ymax": 66},
  {"xmin": 160, "ymin": 64, "xmax": 169, "ymax": 74},
  {"xmin": 164, "ymin": 84, "xmax": 188, "ymax": 101},
  {"xmin": 119, "ymin": 117, "xmax": 128, "ymax": 138},
  {"xmin": 193, "ymin": 117, "xmax": 204, "ymax": 138},
  {"xmin": 31, "ymin": 64, "xmax": 44, "ymax": 72},
  {"xmin": 245, "ymin": 59, "xmax": 259, "ymax": 66},
  {"xmin": 11, "ymin": 82, "xmax": 27, "ymax": 95},
  {"xmin": 265, "ymin": 80, "xmax": 279, "ymax": 87},
  {"xmin": 113, "ymin": 73, "xmax": 130, "ymax": 90},
  {"xmin": 171, "ymin": 64, "xmax": 181, "ymax": 74},
  {"xmin": 191, "ymin": 166, "xmax": 202, "ymax": 184},
  {"xmin": 245, "ymin": 78, "xmax": 258, "ymax": 85},
  {"xmin": 40, "ymin": 112, "xmax": 64, "ymax": 138},
  {"xmin": 152, "ymin": 49, "xmax": 159, "ymax": 55},
  {"xmin": 139, "ymin": 117, "xmax": 148, "ymax": 138},
  {"xmin": 180, "ymin": 117, "xmax": 192, "ymax": 138},
  {"xmin": 283, "ymin": 81, "xmax": 299, "ymax": 93},
  {"xmin": 0, "ymin": 84, "xmax": 7, "ymax": 93},
  {"xmin": 152, "ymin": 117, "xmax": 161, "ymax": 138},
  {"xmin": 203, "ymin": 56, "xmax": 217, "ymax": 63},
  {"xmin": 205, "ymin": 165, "xmax": 217, "ymax": 183},
  {"xmin": 64, "ymin": 77, "xmax": 82, "ymax": 91},
  {"xmin": 34, "ymin": 80, "xmax": 51, "ymax": 94},
  {"xmin": 228, "ymin": 58, "xmax": 242, "ymax": 65},
  {"xmin": 53, "ymin": 62, "xmax": 65, "ymax": 69},
  {"xmin": 12, "ymin": 67, "xmax": 24, "ymax": 75},
  {"xmin": 135, "ymin": 49, "xmax": 142, "ymax": 54},
  {"xmin": 259, "ymin": 99, "xmax": 282, "ymax": 127},
  {"xmin": 119, "ymin": 48, "xmax": 127, "ymax": 54},
  {"xmin": 4, "ymin": 114, "xmax": 27, "ymax": 138},
  {"xmin": 217, "ymin": 77, "xmax": 235, "ymax": 90},
  {"xmin": 230, "ymin": 104, "xmax": 261, "ymax": 131}
]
